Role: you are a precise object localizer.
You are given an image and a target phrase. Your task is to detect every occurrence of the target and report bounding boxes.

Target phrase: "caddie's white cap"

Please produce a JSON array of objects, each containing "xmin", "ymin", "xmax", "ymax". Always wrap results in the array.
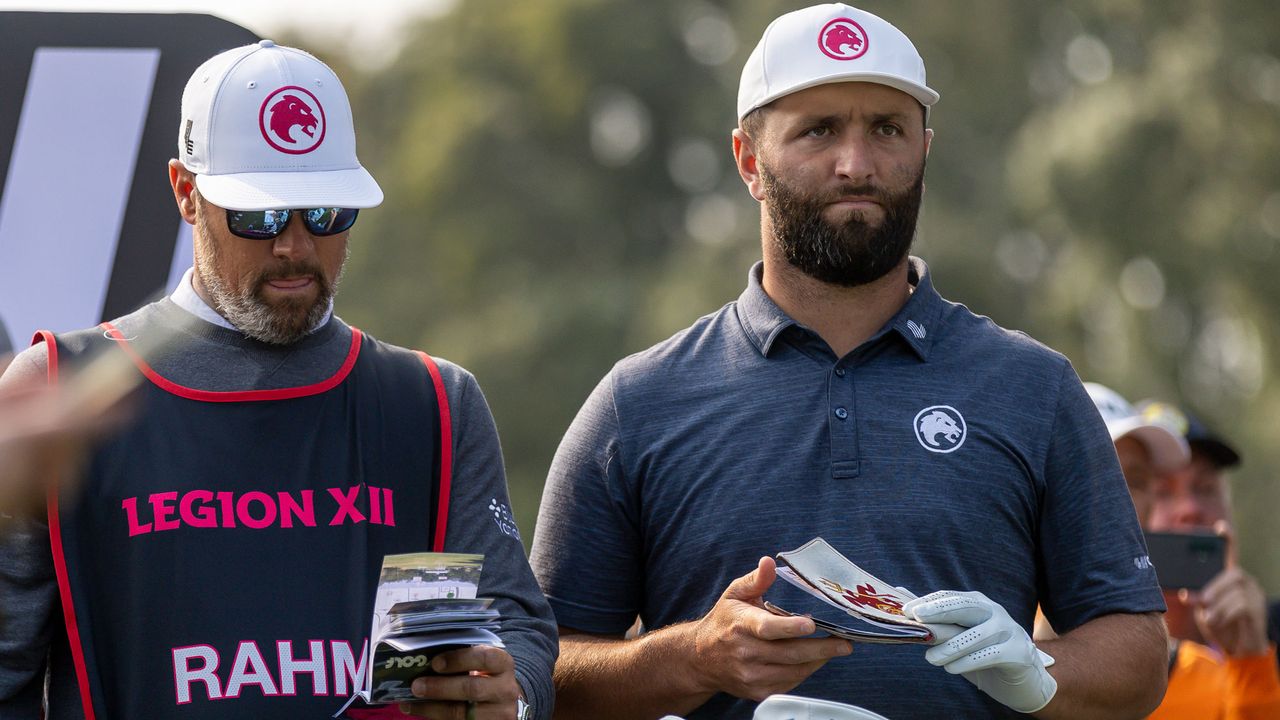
[
  {"xmin": 178, "ymin": 39, "xmax": 383, "ymax": 211},
  {"xmin": 1085, "ymin": 382, "xmax": 1190, "ymax": 473},
  {"xmin": 737, "ymin": 3, "xmax": 939, "ymax": 121}
]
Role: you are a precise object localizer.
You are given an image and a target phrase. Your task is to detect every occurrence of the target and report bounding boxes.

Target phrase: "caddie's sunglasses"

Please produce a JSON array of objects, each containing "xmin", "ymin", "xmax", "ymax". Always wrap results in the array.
[{"xmin": 225, "ymin": 208, "xmax": 360, "ymax": 240}]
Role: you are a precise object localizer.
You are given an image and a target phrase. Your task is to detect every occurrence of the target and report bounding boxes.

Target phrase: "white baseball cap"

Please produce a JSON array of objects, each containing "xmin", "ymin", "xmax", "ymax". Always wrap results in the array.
[
  {"xmin": 754, "ymin": 694, "xmax": 892, "ymax": 720},
  {"xmin": 178, "ymin": 40, "xmax": 383, "ymax": 211},
  {"xmin": 738, "ymin": 3, "xmax": 939, "ymax": 121},
  {"xmin": 1085, "ymin": 383, "xmax": 1190, "ymax": 473}
]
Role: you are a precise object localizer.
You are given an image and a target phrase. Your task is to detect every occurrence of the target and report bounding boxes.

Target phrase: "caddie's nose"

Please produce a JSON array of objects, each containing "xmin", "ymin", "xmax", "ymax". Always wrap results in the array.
[{"xmin": 271, "ymin": 215, "xmax": 316, "ymax": 261}]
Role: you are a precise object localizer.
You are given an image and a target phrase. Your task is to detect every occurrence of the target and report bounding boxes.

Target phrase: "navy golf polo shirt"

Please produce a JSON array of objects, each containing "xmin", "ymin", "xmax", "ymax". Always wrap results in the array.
[{"xmin": 532, "ymin": 257, "xmax": 1164, "ymax": 719}]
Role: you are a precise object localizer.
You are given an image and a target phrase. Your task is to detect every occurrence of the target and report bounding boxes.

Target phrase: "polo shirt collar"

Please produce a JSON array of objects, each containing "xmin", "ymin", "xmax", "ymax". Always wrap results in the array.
[
  {"xmin": 886, "ymin": 257, "xmax": 944, "ymax": 361},
  {"xmin": 736, "ymin": 262, "xmax": 794, "ymax": 356},
  {"xmin": 736, "ymin": 257, "xmax": 945, "ymax": 361}
]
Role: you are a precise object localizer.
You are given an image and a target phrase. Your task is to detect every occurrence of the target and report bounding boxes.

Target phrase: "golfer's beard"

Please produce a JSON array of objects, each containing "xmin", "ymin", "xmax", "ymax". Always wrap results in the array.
[
  {"xmin": 762, "ymin": 165, "xmax": 924, "ymax": 288},
  {"xmin": 194, "ymin": 219, "xmax": 339, "ymax": 345}
]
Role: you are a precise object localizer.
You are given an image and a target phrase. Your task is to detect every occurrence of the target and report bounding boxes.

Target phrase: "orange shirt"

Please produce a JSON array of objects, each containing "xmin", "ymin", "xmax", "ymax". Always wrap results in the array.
[{"xmin": 1147, "ymin": 641, "xmax": 1280, "ymax": 720}]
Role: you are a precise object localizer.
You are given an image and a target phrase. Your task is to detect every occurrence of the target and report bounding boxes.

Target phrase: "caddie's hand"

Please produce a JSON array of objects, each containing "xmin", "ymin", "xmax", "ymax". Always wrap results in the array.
[
  {"xmin": 1179, "ymin": 521, "xmax": 1269, "ymax": 658},
  {"xmin": 690, "ymin": 556, "xmax": 852, "ymax": 702},
  {"xmin": 905, "ymin": 590, "xmax": 1057, "ymax": 714},
  {"xmin": 398, "ymin": 645, "xmax": 521, "ymax": 719}
]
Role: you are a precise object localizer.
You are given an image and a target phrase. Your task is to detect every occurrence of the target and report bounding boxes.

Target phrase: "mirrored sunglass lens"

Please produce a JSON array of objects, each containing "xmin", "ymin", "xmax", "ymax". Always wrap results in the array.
[
  {"xmin": 303, "ymin": 207, "xmax": 359, "ymax": 236},
  {"xmin": 227, "ymin": 209, "xmax": 291, "ymax": 238}
]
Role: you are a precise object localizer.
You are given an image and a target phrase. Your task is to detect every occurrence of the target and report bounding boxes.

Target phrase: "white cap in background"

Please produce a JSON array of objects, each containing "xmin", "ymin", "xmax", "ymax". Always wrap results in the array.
[{"xmin": 1085, "ymin": 382, "xmax": 1190, "ymax": 472}]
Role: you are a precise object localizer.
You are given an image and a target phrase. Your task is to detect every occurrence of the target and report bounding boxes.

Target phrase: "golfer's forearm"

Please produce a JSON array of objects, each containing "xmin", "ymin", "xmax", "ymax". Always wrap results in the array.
[
  {"xmin": 1033, "ymin": 612, "xmax": 1167, "ymax": 719},
  {"xmin": 553, "ymin": 624, "xmax": 711, "ymax": 720}
]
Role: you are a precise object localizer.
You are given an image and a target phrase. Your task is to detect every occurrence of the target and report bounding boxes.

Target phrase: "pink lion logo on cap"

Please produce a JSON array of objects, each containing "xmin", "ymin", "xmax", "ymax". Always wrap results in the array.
[
  {"xmin": 259, "ymin": 85, "xmax": 326, "ymax": 155},
  {"xmin": 818, "ymin": 18, "xmax": 869, "ymax": 60}
]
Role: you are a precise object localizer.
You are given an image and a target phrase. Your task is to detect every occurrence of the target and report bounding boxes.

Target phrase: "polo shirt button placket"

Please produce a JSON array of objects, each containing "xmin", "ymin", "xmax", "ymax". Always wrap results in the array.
[{"xmin": 834, "ymin": 407, "xmax": 849, "ymax": 420}]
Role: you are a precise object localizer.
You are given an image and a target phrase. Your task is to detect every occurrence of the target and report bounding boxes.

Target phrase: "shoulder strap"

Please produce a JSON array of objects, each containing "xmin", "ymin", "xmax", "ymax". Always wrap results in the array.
[
  {"xmin": 416, "ymin": 352, "xmax": 453, "ymax": 553},
  {"xmin": 30, "ymin": 329, "xmax": 97, "ymax": 720},
  {"xmin": 30, "ymin": 329, "xmax": 59, "ymax": 383}
]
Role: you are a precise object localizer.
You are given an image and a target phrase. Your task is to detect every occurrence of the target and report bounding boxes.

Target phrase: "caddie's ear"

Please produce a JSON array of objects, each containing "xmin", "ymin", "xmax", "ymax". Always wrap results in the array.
[
  {"xmin": 732, "ymin": 128, "xmax": 766, "ymax": 203},
  {"xmin": 169, "ymin": 159, "xmax": 198, "ymax": 225},
  {"xmin": 924, "ymin": 128, "xmax": 934, "ymax": 158}
]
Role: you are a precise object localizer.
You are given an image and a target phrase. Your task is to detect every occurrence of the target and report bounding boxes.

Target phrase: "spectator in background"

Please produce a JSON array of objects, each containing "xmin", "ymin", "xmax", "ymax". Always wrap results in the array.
[
  {"xmin": 1082, "ymin": 383, "xmax": 1190, "ymax": 523},
  {"xmin": 1080, "ymin": 385, "xmax": 1280, "ymax": 718},
  {"xmin": 1136, "ymin": 399, "xmax": 1280, "ymax": 717}
]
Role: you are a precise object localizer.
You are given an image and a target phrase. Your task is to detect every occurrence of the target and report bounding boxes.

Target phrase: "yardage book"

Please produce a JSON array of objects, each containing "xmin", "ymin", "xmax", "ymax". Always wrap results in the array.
[
  {"xmin": 767, "ymin": 537, "xmax": 961, "ymax": 644},
  {"xmin": 335, "ymin": 553, "xmax": 503, "ymax": 716}
]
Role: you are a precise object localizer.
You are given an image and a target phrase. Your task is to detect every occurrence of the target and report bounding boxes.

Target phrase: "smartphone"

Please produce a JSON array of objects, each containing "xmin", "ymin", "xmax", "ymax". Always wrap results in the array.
[{"xmin": 1143, "ymin": 531, "xmax": 1226, "ymax": 590}]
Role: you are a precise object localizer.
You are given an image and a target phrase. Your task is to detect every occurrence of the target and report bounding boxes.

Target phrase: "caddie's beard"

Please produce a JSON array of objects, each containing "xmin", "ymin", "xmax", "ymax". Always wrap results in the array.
[
  {"xmin": 194, "ymin": 215, "xmax": 342, "ymax": 346},
  {"xmin": 761, "ymin": 164, "xmax": 924, "ymax": 288}
]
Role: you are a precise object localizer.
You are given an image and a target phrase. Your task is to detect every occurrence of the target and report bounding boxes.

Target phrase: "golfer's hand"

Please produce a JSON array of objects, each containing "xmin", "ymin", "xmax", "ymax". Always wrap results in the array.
[
  {"xmin": 398, "ymin": 645, "xmax": 521, "ymax": 719},
  {"xmin": 906, "ymin": 590, "xmax": 1057, "ymax": 714},
  {"xmin": 689, "ymin": 556, "xmax": 852, "ymax": 702}
]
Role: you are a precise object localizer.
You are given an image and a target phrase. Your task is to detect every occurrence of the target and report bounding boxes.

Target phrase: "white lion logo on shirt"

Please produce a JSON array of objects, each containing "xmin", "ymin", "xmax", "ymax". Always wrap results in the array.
[
  {"xmin": 913, "ymin": 405, "xmax": 967, "ymax": 453},
  {"xmin": 919, "ymin": 411, "xmax": 961, "ymax": 446}
]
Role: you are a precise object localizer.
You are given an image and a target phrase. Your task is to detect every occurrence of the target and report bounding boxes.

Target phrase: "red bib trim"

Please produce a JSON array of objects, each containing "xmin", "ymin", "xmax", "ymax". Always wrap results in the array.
[
  {"xmin": 100, "ymin": 322, "xmax": 362, "ymax": 402},
  {"xmin": 32, "ymin": 330, "xmax": 97, "ymax": 720},
  {"xmin": 417, "ymin": 352, "xmax": 453, "ymax": 553}
]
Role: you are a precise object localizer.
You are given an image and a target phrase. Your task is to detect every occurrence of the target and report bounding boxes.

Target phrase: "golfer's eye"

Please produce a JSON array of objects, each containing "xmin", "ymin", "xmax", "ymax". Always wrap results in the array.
[
  {"xmin": 875, "ymin": 123, "xmax": 902, "ymax": 137},
  {"xmin": 803, "ymin": 124, "xmax": 833, "ymax": 138}
]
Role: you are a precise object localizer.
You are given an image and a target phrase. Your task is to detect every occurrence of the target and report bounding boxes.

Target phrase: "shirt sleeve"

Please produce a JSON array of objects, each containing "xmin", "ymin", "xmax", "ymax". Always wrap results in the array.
[
  {"xmin": 0, "ymin": 519, "xmax": 56, "ymax": 716},
  {"xmin": 529, "ymin": 370, "xmax": 643, "ymax": 635},
  {"xmin": 435, "ymin": 359, "xmax": 557, "ymax": 720},
  {"xmin": 0, "ymin": 342, "xmax": 57, "ymax": 716},
  {"xmin": 1225, "ymin": 645, "xmax": 1280, "ymax": 720},
  {"xmin": 1036, "ymin": 361, "xmax": 1166, "ymax": 633}
]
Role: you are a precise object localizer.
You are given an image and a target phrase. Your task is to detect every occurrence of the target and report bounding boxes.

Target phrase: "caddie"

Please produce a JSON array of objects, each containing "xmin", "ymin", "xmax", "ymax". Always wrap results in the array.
[{"xmin": 0, "ymin": 40, "xmax": 553, "ymax": 720}]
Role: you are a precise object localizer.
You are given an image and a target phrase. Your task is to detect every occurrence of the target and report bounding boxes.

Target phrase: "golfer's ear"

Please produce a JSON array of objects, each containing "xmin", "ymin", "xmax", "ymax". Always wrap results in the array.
[{"xmin": 733, "ymin": 128, "xmax": 765, "ymax": 203}]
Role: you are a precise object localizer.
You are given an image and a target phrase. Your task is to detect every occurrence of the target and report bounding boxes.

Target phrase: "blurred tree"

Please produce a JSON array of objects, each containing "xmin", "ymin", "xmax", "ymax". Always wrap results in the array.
[
  {"xmin": 994, "ymin": 0, "xmax": 1280, "ymax": 586},
  {"xmin": 327, "ymin": 0, "xmax": 1279, "ymax": 591},
  {"xmin": 338, "ymin": 0, "xmax": 765, "ymax": 540}
]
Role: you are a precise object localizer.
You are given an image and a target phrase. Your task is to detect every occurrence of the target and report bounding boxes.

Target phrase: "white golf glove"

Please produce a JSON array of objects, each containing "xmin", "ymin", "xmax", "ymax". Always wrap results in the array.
[{"xmin": 903, "ymin": 590, "xmax": 1057, "ymax": 714}]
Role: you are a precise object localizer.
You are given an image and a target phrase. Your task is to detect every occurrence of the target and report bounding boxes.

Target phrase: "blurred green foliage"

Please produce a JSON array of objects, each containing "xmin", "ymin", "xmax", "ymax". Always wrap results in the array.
[{"xmin": 322, "ymin": 0, "xmax": 1280, "ymax": 591}]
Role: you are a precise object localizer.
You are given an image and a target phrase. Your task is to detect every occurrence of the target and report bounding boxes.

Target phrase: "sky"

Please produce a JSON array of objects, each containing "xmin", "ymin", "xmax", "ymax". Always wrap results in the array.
[{"xmin": 0, "ymin": 0, "xmax": 454, "ymax": 68}]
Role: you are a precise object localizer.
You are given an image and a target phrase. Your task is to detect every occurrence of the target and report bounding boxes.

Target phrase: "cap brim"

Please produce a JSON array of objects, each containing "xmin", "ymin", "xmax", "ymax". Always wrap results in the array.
[
  {"xmin": 195, "ymin": 167, "xmax": 383, "ymax": 211},
  {"xmin": 1190, "ymin": 439, "xmax": 1241, "ymax": 469},
  {"xmin": 740, "ymin": 71, "xmax": 939, "ymax": 120},
  {"xmin": 1111, "ymin": 419, "xmax": 1191, "ymax": 473}
]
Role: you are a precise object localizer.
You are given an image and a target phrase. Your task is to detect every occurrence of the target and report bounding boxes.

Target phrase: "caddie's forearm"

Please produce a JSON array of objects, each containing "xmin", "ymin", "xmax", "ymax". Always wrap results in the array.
[
  {"xmin": 1032, "ymin": 612, "xmax": 1168, "ymax": 719},
  {"xmin": 553, "ymin": 624, "xmax": 714, "ymax": 720}
]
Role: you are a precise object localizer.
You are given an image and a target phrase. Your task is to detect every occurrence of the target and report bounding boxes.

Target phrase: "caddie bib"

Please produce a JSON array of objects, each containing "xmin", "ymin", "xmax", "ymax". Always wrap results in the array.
[{"xmin": 33, "ymin": 323, "xmax": 453, "ymax": 720}]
